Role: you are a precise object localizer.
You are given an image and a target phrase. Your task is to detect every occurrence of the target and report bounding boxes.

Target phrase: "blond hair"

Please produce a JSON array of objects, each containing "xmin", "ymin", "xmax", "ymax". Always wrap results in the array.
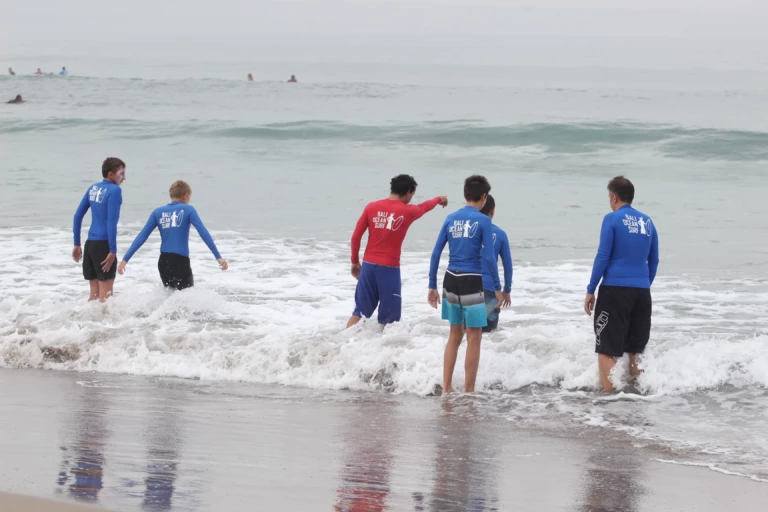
[{"xmin": 169, "ymin": 180, "xmax": 192, "ymax": 199}]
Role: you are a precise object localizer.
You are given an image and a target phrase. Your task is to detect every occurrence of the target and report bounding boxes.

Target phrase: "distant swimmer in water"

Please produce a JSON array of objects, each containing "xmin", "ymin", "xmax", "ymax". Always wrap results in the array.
[
  {"xmin": 8, "ymin": 68, "xmax": 15, "ymax": 76},
  {"xmin": 288, "ymin": 75, "xmax": 297, "ymax": 83},
  {"xmin": 248, "ymin": 73, "xmax": 254, "ymax": 81},
  {"xmin": 59, "ymin": 66, "xmax": 69, "ymax": 77},
  {"xmin": 118, "ymin": 180, "xmax": 228, "ymax": 290},
  {"xmin": 6, "ymin": 95, "xmax": 24, "ymax": 104},
  {"xmin": 35, "ymin": 68, "xmax": 43, "ymax": 75},
  {"xmin": 72, "ymin": 157, "xmax": 127, "ymax": 302},
  {"xmin": 347, "ymin": 174, "xmax": 447, "ymax": 328}
]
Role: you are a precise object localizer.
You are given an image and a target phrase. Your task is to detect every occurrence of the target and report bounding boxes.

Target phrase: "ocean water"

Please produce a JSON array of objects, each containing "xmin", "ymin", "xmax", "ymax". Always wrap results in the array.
[{"xmin": 0, "ymin": 66, "xmax": 767, "ymax": 484}]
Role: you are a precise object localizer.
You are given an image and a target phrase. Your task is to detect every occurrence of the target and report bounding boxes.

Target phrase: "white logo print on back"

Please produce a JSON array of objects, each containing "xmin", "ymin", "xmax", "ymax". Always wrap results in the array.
[
  {"xmin": 373, "ymin": 211, "xmax": 404, "ymax": 231},
  {"xmin": 622, "ymin": 214, "xmax": 652, "ymax": 236},
  {"xmin": 160, "ymin": 210, "xmax": 184, "ymax": 229},
  {"xmin": 449, "ymin": 220, "xmax": 478, "ymax": 238},
  {"xmin": 89, "ymin": 186, "xmax": 107, "ymax": 203}
]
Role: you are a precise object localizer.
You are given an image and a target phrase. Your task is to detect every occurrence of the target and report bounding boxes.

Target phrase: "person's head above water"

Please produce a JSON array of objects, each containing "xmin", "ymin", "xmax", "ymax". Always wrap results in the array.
[
  {"xmin": 464, "ymin": 175, "xmax": 491, "ymax": 209},
  {"xmin": 480, "ymin": 194, "xmax": 495, "ymax": 218},
  {"xmin": 102, "ymin": 157, "xmax": 126, "ymax": 186},
  {"xmin": 390, "ymin": 174, "xmax": 418, "ymax": 204},
  {"xmin": 607, "ymin": 175, "xmax": 634, "ymax": 212},
  {"xmin": 169, "ymin": 180, "xmax": 192, "ymax": 203}
]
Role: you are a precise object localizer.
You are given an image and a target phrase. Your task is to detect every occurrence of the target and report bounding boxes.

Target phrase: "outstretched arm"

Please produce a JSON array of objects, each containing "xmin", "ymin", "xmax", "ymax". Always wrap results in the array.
[
  {"xmin": 190, "ymin": 209, "xmax": 222, "ymax": 260},
  {"xmin": 122, "ymin": 213, "xmax": 157, "ymax": 262},
  {"xmin": 409, "ymin": 196, "xmax": 445, "ymax": 222}
]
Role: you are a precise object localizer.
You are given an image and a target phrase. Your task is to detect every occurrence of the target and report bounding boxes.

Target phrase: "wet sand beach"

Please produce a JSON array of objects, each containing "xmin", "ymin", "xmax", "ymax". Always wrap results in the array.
[{"xmin": 0, "ymin": 368, "xmax": 766, "ymax": 511}]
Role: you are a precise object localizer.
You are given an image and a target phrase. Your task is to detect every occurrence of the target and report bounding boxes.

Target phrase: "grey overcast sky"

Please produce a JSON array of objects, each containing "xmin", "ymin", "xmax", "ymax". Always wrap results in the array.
[{"xmin": 1, "ymin": 0, "xmax": 767, "ymax": 39}]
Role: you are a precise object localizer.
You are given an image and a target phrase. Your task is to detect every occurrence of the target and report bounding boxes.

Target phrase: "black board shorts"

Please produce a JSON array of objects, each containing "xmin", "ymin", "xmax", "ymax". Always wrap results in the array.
[
  {"xmin": 594, "ymin": 285, "xmax": 652, "ymax": 357},
  {"xmin": 158, "ymin": 253, "xmax": 194, "ymax": 291},
  {"xmin": 83, "ymin": 240, "xmax": 116, "ymax": 281}
]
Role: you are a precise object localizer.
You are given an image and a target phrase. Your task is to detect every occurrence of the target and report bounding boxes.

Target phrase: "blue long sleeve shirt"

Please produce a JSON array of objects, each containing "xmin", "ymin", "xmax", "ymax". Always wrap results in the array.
[
  {"xmin": 482, "ymin": 224, "xmax": 513, "ymax": 293},
  {"xmin": 429, "ymin": 205, "xmax": 501, "ymax": 291},
  {"xmin": 587, "ymin": 204, "xmax": 659, "ymax": 294},
  {"xmin": 122, "ymin": 202, "xmax": 222, "ymax": 262},
  {"xmin": 73, "ymin": 180, "xmax": 123, "ymax": 254}
]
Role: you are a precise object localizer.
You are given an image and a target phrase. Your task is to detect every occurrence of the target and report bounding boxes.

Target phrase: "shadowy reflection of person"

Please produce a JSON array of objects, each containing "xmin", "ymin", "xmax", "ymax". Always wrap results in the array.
[
  {"xmin": 415, "ymin": 399, "xmax": 499, "ymax": 512},
  {"xmin": 334, "ymin": 398, "xmax": 395, "ymax": 512},
  {"xmin": 578, "ymin": 436, "xmax": 646, "ymax": 512},
  {"xmin": 56, "ymin": 384, "xmax": 109, "ymax": 502},
  {"xmin": 142, "ymin": 405, "xmax": 181, "ymax": 511}
]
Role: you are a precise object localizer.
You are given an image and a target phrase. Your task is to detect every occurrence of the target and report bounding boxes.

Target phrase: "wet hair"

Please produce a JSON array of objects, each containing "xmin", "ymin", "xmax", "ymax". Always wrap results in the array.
[
  {"xmin": 169, "ymin": 180, "xmax": 192, "ymax": 198},
  {"xmin": 464, "ymin": 175, "xmax": 491, "ymax": 202},
  {"xmin": 15, "ymin": 95, "xmax": 22, "ymax": 101},
  {"xmin": 480, "ymin": 194, "xmax": 495, "ymax": 216},
  {"xmin": 390, "ymin": 174, "xmax": 418, "ymax": 196},
  {"xmin": 101, "ymin": 157, "xmax": 126, "ymax": 178},
  {"xmin": 607, "ymin": 176, "xmax": 634, "ymax": 204}
]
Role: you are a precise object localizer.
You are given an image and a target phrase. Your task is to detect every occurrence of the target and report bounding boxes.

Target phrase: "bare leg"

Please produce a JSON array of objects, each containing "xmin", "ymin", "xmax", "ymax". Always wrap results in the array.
[
  {"xmin": 442, "ymin": 324, "xmax": 464, "ymax": 395},
  {"xmin": 598, "ymin": 353, "xmax": 617, "ymax": 392},
  {"xmin": 464, "ymin": 327, "xmax": 482, "ymax": 392},
  {"xmin": 88, "ymin": 280, "xmax": 99, "ymax": 302},
  {"xmin": 346, "ymin": 315, "xmax": 361, "ymax": 329},
  {"xmin": 98, "ymin": 280, "xmax": 114, "ymax": 303},
  {"xmin": 628, "ymin": 353, "xmax": 644, "ymax": 378}
]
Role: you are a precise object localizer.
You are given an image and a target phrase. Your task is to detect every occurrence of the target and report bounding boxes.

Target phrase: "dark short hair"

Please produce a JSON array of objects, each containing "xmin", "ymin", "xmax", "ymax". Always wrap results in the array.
[
  {"xmin": 480, "ymin": 194, "xmax": 495, "ymax": 215},
  {"xmin": 102, "ymin": 157, "xmax": 125, "ymax": 178},
  {"xmin": 607, "ymin": 176, "xmax": 634, "ymax": 204},
  {"xmin": 464, "ymin": 175, "xmax": 491, "ymax": 202},
  {"xmin": 390, "ymin": 174, "xmax": 418, "ymax": 196}
]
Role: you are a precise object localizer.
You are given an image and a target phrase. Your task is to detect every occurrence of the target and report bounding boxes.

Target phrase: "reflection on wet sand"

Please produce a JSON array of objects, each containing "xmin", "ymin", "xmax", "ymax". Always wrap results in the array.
[
  {"xmin": 579, "ymin": 432, "xmax": 646, "ymax": 511},
  {"xmin": 56, "ymin": 386, "xmax": 109, "ymax": 502},
  {"xmin": 334, "ymin": 399, "xmax": 396, "ymax": 512},
  {"xmin": 143, "ymin": 406, "xmax": 181, "ymax": 511},
  {"xmin": 415, "ymin": 399, "xmax": 500, "ymax": 512}
]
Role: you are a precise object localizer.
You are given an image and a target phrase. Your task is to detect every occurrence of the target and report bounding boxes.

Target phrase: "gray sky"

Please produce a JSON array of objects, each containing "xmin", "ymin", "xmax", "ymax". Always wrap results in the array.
[{"xmin": 1, "ymin": 0, "xmax": 767, "ymax": 39}]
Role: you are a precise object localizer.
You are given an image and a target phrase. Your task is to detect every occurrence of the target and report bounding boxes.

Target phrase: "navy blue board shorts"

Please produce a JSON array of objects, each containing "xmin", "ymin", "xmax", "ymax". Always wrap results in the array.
[
  {"xmin": 482, "ymin": 290, "xmax": 500, "ymax": 333},
  {"xmin": 353, "ymin": 262, "xmax": 402, "ymax": 325},
  {"xmin": 441, "ymin": 271, "xmax": 487, "ymax": 328}
]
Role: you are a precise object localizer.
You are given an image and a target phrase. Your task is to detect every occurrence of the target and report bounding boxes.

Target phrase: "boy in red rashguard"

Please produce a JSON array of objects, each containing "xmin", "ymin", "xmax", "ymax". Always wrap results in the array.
[{"xmin": 347, "ymin": 175, "xmax": 448, "ymax": 327}]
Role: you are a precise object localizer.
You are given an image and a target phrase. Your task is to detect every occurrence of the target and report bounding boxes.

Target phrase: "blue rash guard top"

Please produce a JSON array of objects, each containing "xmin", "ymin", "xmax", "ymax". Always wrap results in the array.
[
  {"xmin": 429, "ymin": 205, "xmax": 501, "ymax": 291},
  {"xmin": 482, "ymin": 224, "xmax": 513, "ymax": 293},
  {"xmin": 73, "ymin": 180, "xmax": 123, "ymax": 254},
  {"xmin": 587, "ymin": 204, "xmax": 659, "ymax": 294},
  {"xmin": 122, "ymin": 202, "xmax": 221, "ymax": 262}
]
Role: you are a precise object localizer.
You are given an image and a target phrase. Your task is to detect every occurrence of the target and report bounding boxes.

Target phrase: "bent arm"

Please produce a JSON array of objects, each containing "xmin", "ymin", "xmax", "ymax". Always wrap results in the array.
[
  {"xmin": 73, "ymin": 192, "xmax": 90, "ymax": 246},
  {"xmin": 587, "ymin": 215, "xmax": 614, "ymax": 294},
  {"xmin": 123, "ymin": 214, "xmax": 157, "ymax": 262},
  {"xmin": 190, "ymin": 209, "xmax": 222, "ymax": 259}
]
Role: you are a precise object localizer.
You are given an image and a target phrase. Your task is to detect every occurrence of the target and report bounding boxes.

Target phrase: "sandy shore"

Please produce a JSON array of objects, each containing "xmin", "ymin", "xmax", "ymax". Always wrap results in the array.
[
  {"xmin": 0, "ymin": 492, "xmax": 110, "ymax": 511},
  {"xmin": 0, "ymin": 368, "xmax": 766, "ymax": 511}
]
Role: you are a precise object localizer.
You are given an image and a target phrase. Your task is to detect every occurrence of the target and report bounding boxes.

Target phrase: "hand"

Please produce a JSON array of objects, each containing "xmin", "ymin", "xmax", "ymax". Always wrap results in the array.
[
  {"xmin": 101, "ymin": 252, "xmax": 116, "ymax": 272},
  {"xmin": 428, "ymin": 288, "xmax": 440, "ymax": 309},
  {"xmin": 438, "ymin": 196, "xmax": 448, "ymax": 207},
  {"xmin": 500, "ymin": 292, "xmax": 511, "ymax": 308},
  {"xmin": 584, "ymin": 293, "xmax": 596, "ymax": 316},
  {"xmin": 72, "ymin": 246, "xmax": 82, "ymax": 263},
  {"xmin": 117, "ymin": 260, "xmax": 127, "ymax": 275},
  {"xmin": 218, "ymin": 258, "xmax": 229, "ymax": 270},
  {"xmin": 351, "ymin": 263, "xmax": 361, "ymax": 280},
  {"xmin": 495, "ymin": 290, "xmax": 504, "ymax": 307}
]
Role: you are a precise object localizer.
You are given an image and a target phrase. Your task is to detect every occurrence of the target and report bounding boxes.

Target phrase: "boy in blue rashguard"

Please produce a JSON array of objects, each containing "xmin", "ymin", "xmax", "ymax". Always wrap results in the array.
[
  {"xmin": 428, "ymin": 175, "xmax": 504, "ymax": 395},
  {"xmin": 118, "ymin": 181, "xmax": 228, "ymax": 290},
  {"xmin": 479, "ymin": 194, "xmax": 513, "ymax": 332}
]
